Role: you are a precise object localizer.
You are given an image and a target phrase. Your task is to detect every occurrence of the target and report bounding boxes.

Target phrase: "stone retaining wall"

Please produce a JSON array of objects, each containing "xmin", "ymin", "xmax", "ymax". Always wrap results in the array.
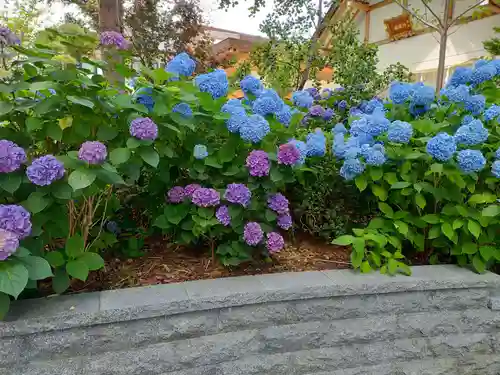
[{"xmin": 1, "ymin": 265, "xmax": 500, "ymax": 375}]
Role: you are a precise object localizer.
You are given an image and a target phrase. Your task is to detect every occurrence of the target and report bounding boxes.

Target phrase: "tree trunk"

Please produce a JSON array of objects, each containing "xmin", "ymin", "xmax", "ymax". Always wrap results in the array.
[
  {"xmin": 435, "ymin": 0, "xmax": 452, "ymax": 92},
  {"xmin": 99, "ymin": 0, "xmax": 123, "ymax": 83}
]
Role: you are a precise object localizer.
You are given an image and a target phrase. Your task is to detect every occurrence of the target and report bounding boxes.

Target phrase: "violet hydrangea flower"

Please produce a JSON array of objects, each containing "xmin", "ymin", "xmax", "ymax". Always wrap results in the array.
[
  {"xmin": 268, "ymin": 193, "xmax": 289, "ymax": 215},
  {"xmin": 0, "ymin": 140, "xmax": 26, "ymax": 173},
  {"xmin": 167, "ymin": 186, "xmax": 185, "ymax": 203},
  {"xmin": 0, "ymin": 26, "xmax": 21, "ymax": 46},
  {"xmin": 243, "ymin": 222, "xmax": 263, "ymax": 246},
  {"xmin": 277, "ymin": 143, "xmax": 300, "ymax": 165},
  {"xmin": 184, "ymin": 184, "xmax": 201, "ymax": 199},
  {"xmin": 309, "ymin": 105, "xmax": 325, "ymax": 117},
  {"xmin": 78, "ymin": 141, "xmax": 107, "ymax": 164},
  {"xmin": 192, "ymin": 188, "xmax": 220, "ymax": 207},
  {"xmin": 224, "ymin": 183, "xmax": 251, "ymax": 207},
  {"xmin": 216, "ymin": 205, "xmax": 231, "ymax": 226},
  {"xmin": 266, "ymin": 232, "xmax": 285, "ymax": 254},
  {"xmin": 26, "ymin": 155, "xmax": 65, "ymax": 186},
  {"xmin": 130, "ymin": 117, "xmax": 158, "ymax": 141},
  {"xmin": 0, "ymin": 204, "xmax": 32, "ymax": 239},
  {"xmin": 0, "ymin": 228, "xmax": 19, "ymax": 261},
  {"xmin": 246, "ymin": 150, "xmax": 270, "ymax": 177},
  {"xmin": 100, "ymin": 31, "xmax": 129, "ymax": 50},
  {"xmin": 277, "ymin": 213, "xmax": 292, "ymax": 230}
]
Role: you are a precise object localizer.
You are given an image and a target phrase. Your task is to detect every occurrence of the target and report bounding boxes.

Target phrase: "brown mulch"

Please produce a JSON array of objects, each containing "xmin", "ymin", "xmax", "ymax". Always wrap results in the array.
[{"xmin": 67, "ymin": 234, "xmax": 351, "ymax": 294}]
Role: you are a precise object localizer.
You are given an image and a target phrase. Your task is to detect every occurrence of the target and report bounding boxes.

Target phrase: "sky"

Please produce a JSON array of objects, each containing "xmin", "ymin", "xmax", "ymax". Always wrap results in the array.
[{"xmin": 1, "ymin": 0, "xmax": 272, "ymax": 36}]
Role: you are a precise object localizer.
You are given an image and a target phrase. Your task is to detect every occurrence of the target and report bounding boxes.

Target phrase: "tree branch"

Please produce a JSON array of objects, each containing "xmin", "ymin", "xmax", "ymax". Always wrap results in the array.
[
  {"xmin": 448, "ymin": 0, "xmax": 485, "ymax": 28},
  {"xmin": 420, "ymin": 0, "xmax": 443, "ymax": 28},
  {"xmin": 393, "ymin": 0, "xmax": 441, "ymax": 31}
]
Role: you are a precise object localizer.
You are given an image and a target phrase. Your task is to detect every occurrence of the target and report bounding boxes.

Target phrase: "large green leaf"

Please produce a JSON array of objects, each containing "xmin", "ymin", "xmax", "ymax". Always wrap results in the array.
[
  {"xmin": 65, "ymin": 234, "xmax": 85, "ymax": 259},
  {"xmin": 332, "ymin": 235, "xmax": 354, "ymax": 246},
  {"xmin": 139, "ymin": 148, "xmax": 159, "ymax": 168},
  {"xmin": 67, "ymin": 95, "xmax": 94, "ymax": 108},
  {"xmin": 0, "ymin": 292, "xmax": 10, "ymax": 320},
  {"xmin": 0, "ymin": 173, "xmax": 22, "ymax": 194},
  {"xmin": 468, "ymin": 220, "xmax": 481, "ymax": 239},
  {"xmin": 0, "ymin": 102, "xmax": 13, "ymax": 115},
  {"xmin": 482, "ymin": 205, "xmax": 500, "ymax": 217},
  {"xmin": 52, "ymin": 269, "xmax": 70, "ymax": 294},
  {"xmin": 45, "ymin": 251, "xmax": 65, "ymax": 267},
  {"xmin": 20, "ymin": 256, "xmax": 53, "ymax": 280},
  {"xmin": 66, "ymin": 260, "xmax": 89, "ymax": 281},
  {"xmin": 68, "ymin": 169, "xmax": 96, "ymax": 190},
  {"xmin": 79, "ymin": 252, "xmax": 105, "ymax": 271},
  {"xmin": 23, "ymin": 192, "xmax": 51, "ymax": 214},
  {"xmin": 0, "ymin": 261, "xmax": 29, "ymax": 298},
  {"xmin": 110, "ymin": 148, "xmax": 131, "ymax": 165}
]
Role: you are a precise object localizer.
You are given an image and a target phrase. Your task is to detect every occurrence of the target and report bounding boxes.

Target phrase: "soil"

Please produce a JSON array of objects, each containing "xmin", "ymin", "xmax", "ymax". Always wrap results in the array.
[{"xmin": 66, "ymin": 233, "xmax": 351, "ymax": 294}]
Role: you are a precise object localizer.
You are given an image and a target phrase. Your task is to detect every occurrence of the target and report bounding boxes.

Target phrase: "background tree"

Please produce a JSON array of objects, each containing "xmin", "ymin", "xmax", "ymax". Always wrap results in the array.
[{"xmin": 484, "ymin": 26, "xmax": 500, "ymax": 56}]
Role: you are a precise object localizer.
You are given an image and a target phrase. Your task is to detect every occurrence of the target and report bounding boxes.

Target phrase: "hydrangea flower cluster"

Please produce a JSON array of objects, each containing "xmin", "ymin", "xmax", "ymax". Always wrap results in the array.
[
  {"xmin": 288, "ymin": 140, "xmax": 307, "ymax": 166},
  {"xmin": 252, "ymin": 95, "xmax": 284, "ymax": 116},
  {"xmin": 454, "ymin": 119, "xmax": 488, "ymax": 146},
  {"xmin": 130, "ymin": 117, "xmax": 158, "ymax": 140},
  {"xmin": 193, "ymin": 145, "xmax": 208, "ymax": 160},
  {"xmin": 361, "ymin": 144, "xmax": 386, "ymax": 166},
  {"xmin": 0, "ymin": 140, "xmax": 27, "ymax": 173},
  {"xmin": 306, "ymin": 129, "xmax": 326, "ymax": 157},
  {"xmin": 135, "ymin": 87, "xmax": 154, "ymax": 112},
  {"xmin": 167, "ymin": 186, "xmax": 185, "ymax": 203},
  {"xmin": 277, "ymin": 213, "xmax": 292, "ymax": 230},
  {"xmin": 243, "ymin": 222, "xmax": 263, "ymax": 246},
  {"xmin": 292, "ymin": 90, "xmax": 314, "ymax": 108},
  {"xmin": 0, "ymin": 26, "xmax": 21, "ymax": 46},
  {"xmin": 389, "ymin": 82, "xmax": 411, "ymax": 104},
  {"xmin": 266, "ymin": 232, "xmax": 284, "ymax": 253},
  {"xmin": 216, "ymin": 205, "xmax": 231, "ymax": 226},
  {"xmin": 268, "ymin": 193, "xmax": 289, "ymax": 215},
  {"xmin": 339, "ymin": 158, "xmax": 365, "ymax": 181},
  {"xmin": 224, "ymin": 183, "xmax": 251, "ymax": 207},
  {"xmin": 491, "ymin": 147, "xmax": 500, "ymax": 178},
  {"xmin": 426, "ymin": 133, "xmax": 456, "ymax": 162},
  {"xmin": 456, "ymin": 149, "xmax": 486, "ymax": 174},
  {"xmin": 240, "ymin": 75, "xmax": 264, "ymax": 96},
  {"xmin": 448, "ymin": 67, "xmax": 472, "ymax": 86},
  {"xmin": 484, "ymin": 105, "xmax": 500, "ymax": 122},
  {"xmin": 275, "ymin": 105, "xmax": 293, "ymax": 126},
  {"xmin": 184, "ymin": 184, "xmax": 201, "ymax": 199},
  {"xmin": 464, "ymin": 95, "xmax": 486, "ymax": 116},
  {"xmin": 26, "ymin": 155, "xmax": 65, "ymax": 186},
  {"xmin": 78, "ymin": 141, "xmax": 107, "ymax": 164},
  {"xmin": 0, "ymin": 204, "xmax": 32, "ymax": 239},
  {"xmin": 322, "ymin": 108, "xmax": 335, "ymax": 121},
  {"xmin": 0, "ymin": 228, "xmax": 20, "ymax": 261},
  {"xmin": 172, "ymin": 103, "xmax": 193, "ymax": 118},
  {"xmin": 309, "ymin": 105, "xmax": 325, "ymax": 117},
  {"xmin": 239, "ymin": 114, "xmax": 270, "ymax": 143},
  {"xmin": 277, "ymin": 143, "xmax": 300, "ymax": 165},
  {"xmin": 246, "ymin": 150, "xmax": 270, "ymax": 177},
  {"xmin": 100, "ymin": 31, "xmax": 129, "ymax": 50},
  {"xmin": 166, "ymin": 52, "xmax": 196, "ymax": 77},
  {"xmin": 320, "ymin": 88, "xmax": 332, "ymax": 99},
  {"xmin": 305, "ymin": 87, "xmax": 320, "ymax": 100},
  {"xmin": 195, "ymin": 69, "xmax": 229, "ymax": 99},
  {"xmin": 192, "ymin": 188, "xmax": 220, "ymax": 207},
  {"xmin": 388, "ymin": 120, "xmax": 413, "ymax": 144}
]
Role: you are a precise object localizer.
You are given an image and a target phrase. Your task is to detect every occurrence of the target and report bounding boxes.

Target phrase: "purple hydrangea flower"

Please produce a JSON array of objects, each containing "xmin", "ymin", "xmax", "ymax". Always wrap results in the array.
[
  {"xmin": 309, "ymin": 105, "xmax": 325, "ymax": 117},
  {"xmin": 216, "ymin": 205, "xmax": 231, "ymax": 226},
  {"xmin": 184, "ymin": 184, "xmax": 201, "ymax": 199},
  {"xmin": 0, "ymin": 140, "xmax": 27, "ymax": 173},
  {"xmin": 320, "ymin": 88, "xmax": 332, "ymax": 99},
  {"xmin": 322, "ymin": 108, "xmax": 335, "ymax": 121},
  {"xmin": 266, "ymin": 232, "xmax": 285, "ymax": 254},
  {"xmin": 224, "ymin": 183, "xmax": 251, "ymax": 207},
  {"xmin": 100, "ymin": 31, "xmax": 129, "ymax": 50},
  {"xmin": 277, "ymin": 143, "xmax": 300, "ymax": 165},
  {"xmin": 268, "ymin": 193, "xmax": 289, "ymax": 215},
  {"xmin": 130, "ymin": 117, "xmax": 158, "ymax": 141},
  {"xmin": 243, "ymin": 222, "xmax": 263, "ymax": 246},
  {"xmin": 167, "ymin": 186, "xmax": 185, "ymax": 203},
  {"xmin": 337, "ymin": 100, "xmax": 347, "ymax": 110},
  {"xmin": 0, "ymin": 204, "xmax": 32, "ymax": 239},
  {"xmin": 26, "ymin": 155, "xmax": 65, "ymax": 186},
  {"xmin": 277, "ymin": 213, "xmax": 292, "ymax": 230},
  {"xmin": 0, "ymin": 228, "xmax": 19, "ymax": 261},
  {"xmin": 246, "ymin": 150, "xmax": 270, "ymax": 177},
  {"xmin": 192, "ymin": 188, "xmax": 220, "ymax": 207},
  {"xmin": 0, "ymin": 26, "xmax": 21, "ymax": 46},
  {"xmin": 78, "ymin": 141, "xmax": 107, "ymax": 164}
]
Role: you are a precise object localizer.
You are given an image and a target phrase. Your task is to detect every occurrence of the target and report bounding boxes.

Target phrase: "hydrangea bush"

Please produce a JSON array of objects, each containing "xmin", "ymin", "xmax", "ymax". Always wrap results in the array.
[{"xmin": 333, "ymin": 59, "xmax": 500, "ymax": 275}]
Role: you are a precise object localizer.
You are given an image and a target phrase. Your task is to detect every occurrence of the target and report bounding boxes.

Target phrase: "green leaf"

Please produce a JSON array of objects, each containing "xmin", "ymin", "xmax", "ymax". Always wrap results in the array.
[
  {"xmin": 371, "ymin": 185, "xmax": 388, "ymax": 201},
  {"xmin": 139, "ymin": 148, "xmax": 159, "ymax": 168},
  {"xmin": 472, "ymin": 254, "xmax": 485, "ymax": 273},
  {"xmin": 0, "ymin": 292, "xmax": 10, "ymax": 320},
  {"xmin": 480, "ymin": 246, "xmax": 496, "ymax": 261},
  {"xmin": 482, "ymin": 205, "xmax": 500, "ymax": 217},
  {"xmin": 428, "ymin": 225, "xmax": 441, "ymax": 239},
  {"xmin": 378, "ymin": 202, "xmax": 394, "ymax": 218},
  {"xmin": 52, "ymin": 269, "xmax": 70, "ymax": 294},
  {"xmin": 0, "ymin": 102, "xmax": 13, "ymax": 115},
  {"xmin": 332, "ymin": 235, "xmax": 354, "ymax": 246},
  {"xmin": 265, "ymin": 209, "xmax": 277, "ymax": 222},
  {"xmin": 65, "ymin": 234, "xmax": 85, "ymax": 259},
  {"xmin": 126, "ymin": 137, "xmax": 143, "ymax": 149},
  {"xmin": 79, "ymin": 252, "xmax": 104, "ymax": 271},
  {"xmin": 441, "ymin": 222, "xmax": 454, "ymax": 240},
  {"xmin": 422, "ymin": 214, "xmax": 440, "ymax": 224},
  {"xmin": 468, "ymin": 220, "xmax": 481, "ymax": 239},
  {"xmin": 270, "ymin": 168, "xmax": 283, "ymax": 183},
  {"xmin": 453, "ymin": 219, "xmax": 465, "ymax": 229},
  {"xmin": 109, "ymin": 148, "xmax": 131, "ymax": 165},
  {"xmin": 45, "ymin": 251, "xmax": 65, "ymax": 267},
  {"xmin": 394, "ymin": 220, "xmax": 409, "ymax": 236},
  {"xmin": 26, "ymin": 117, "xmax": 43, "ymax": 132},
  {"xmin": 0, "ymin": 173, "xmax": 22, "ymax": 194},
  {"xmin": 350, "ymin": 250, "xmax": 363, "ymax": 269},
  {"xmin": 14, "ymin": 247, "xmax": 30, "ymax": 258},
  {"xmin": 66, "ymin": 260, "xmax": 89, "ymax": 281},
  {"xmin": 218, "ymin": 143, "xmax": 237, "ymax": 163},
  {"xmin": 24, "ymin": 192, "xmax": 51, "ymax": 214},
  {"xmin": 384, "ymin": 172, "xmax": 398, "ymax": 185},
  {"xmin": 355, "ymin": 175, "xmax": 367, "ymax": 191},
  {"xmin": 360, "ymin": 261, "xmax": 372, "ymax": 273},
  {"xmin": 52, "ymin": 183, "xmax": 73, "ymax": 200},
  {"xmin": 153, "ymin": 215, "xmax": 170, "ymax": 229},
  {"xmin": 370, "ymin": 252, "xmax": 381, "ymax": 267},
  {"xmin": 205, "ymin": 157, "xmax": 222, "ymax": 169},
  {"xmin": 369, "ymin": 168, "xmax": 383, "ymax": 181},
  {"xmin": 68, "ymin": 169, "xmax": 96, "ymax": 190},
  {"xmin": 387, "ymin": 258, "xmax": 398, "ymax": 275},
  {"xmin": 67, "ymin": 95, "xmax": 94, "ymax": 108},
  {"xmin": 415, "ymin": 193, "xmax": 426, "ymax": 209},
  {"xmin": 0, "ymin": 261, "xmax": 29, "ymax": 298},
  {"xmin": 429, "ymin": 163, "xmax": 443, "ymax": 174},
  {"xmin": 462, "ymin": 242, "xmax": 478, "ymax": 255},
  {"xmin": 20, "ymin": 256, "xmax": 52, "ymax": 280},
  {"xmin": 46, "ymin": 122, "xmax": 63, "ymax": 141},
  {"xmin": 197, "ymin": 207, "xmax": 214, "ymax": 219},
  {"xmin": 96, "ymin": 125, "xmax": 118, "ymax": 141},
  {"xmin": 391, "ymin": 181, "xmax": 411, "ymax": 189}
]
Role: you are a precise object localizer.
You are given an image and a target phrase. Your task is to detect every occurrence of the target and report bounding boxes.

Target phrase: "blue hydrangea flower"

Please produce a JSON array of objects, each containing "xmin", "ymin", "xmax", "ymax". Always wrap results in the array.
[
  {"xmin": 442, "ymin": 84, "xmax": 470, "ymax": 103},
  {"xmin": 409, "ymin": 102, "xmax": 430, "ymax": 117},
  {"xmin": 364, "ymin": 144, "xmax": 386, "ymax": 166},
  {"xmin": 193, "ymin": 144, "xmax": 208, "ymax": 159},
  {"xmin": 496, "ymin": 147, "xmax": 500, "ymax": 160},
  {"xmin": 464, "ymin": 94, "xmax": 486, "ymax": 116},
  {"xmin": 332, "ymin": 133, "xmax": 347, "ymax": 159},
  {"xmin": 426, "ymin": 133, "xmax": 457, "ymax": 161},
  {"xmin": 475, "ymin": 59, "xmax": 489, "ymax": 69},
  {"xmin": 484, "ymin": 104, "xmax": 500, "ymax": 122},
  {"xmin": 306, "ymin": 129, "xmax": 326, "ymax": 157},
  {"xmin": 292, "ymin": 90, "xmax": 314, "ymax": 108},
  {"xmin": 456, "ymin": 149, "xmax": 486, "ymax": 173},
  {"xmin": 305, "ymin": 87, "xmax": 320, "ymax": 100},
  {"xmin": 323, "ymin": 108, "xmax": 335, "ymax": 121},
  {"xmin": 222, "ymin": 99, "xmax": 245, "ymax": 116},
  {"xmin": 492, "ymin": 160, "xmax": 500, "ymax": 178},
  {"xmin": 172, "ymin": 103, "xmax": 193, "ymax": 118},
  {"xmin": 239, "ymin": 114, "xmax": 270, "ymax": 143},
  {"xmin": 166, "ymin": 52, "xmax": 196, "ymax": 77},
  {"xmin": 388, "ymin": 120, "xmax": 413, "ymax": 144},
  {"xmin": 135, "ymin": 87, "xmax": 154, "ymax": 112},
  {"xmin": 361, "ymin": 98, "xmax": 384, "ymax": 114},
  {"xmin": 352, "ymin": 113, "xmax": 389, "ymax": 137},
  {"xmin": 340, "ymin": 158, "xmax": 365, "ymax": 180},
  {"xmin": 491, "ymin": 59, "xmax": 500, "ymax": 75},
  {"xmin": 320, "ymin": 88, "xmax": 332, "ymax": 99},
  {"xmin": 410, "ymin": 83, "xmax": 435, "ymax": 106},
  {"xmin": 226, "ymin": 113, "xmax": 248, "ymax": 133},
  {"xmin": 289, "ymin": 139, "xmax": 307, "ymax": 165},
  {"xmin": 275, "ymin": 105, "xmax": 292, "ymax": 126},
  {"xmin": 240, "ymin": 75, "xmax": 263, "ymax": 95},
  {"xmin": 332, "ymin": 123, "xmax": 347, "ymax": 134},
  {"xmin": 461, "ymin": 115, "xmax": 475, "ymax": 125},
  {"xmin": 195, "ymin": 69, "xmax": 229, "ymax": 99},
  {"xmin": 470, "ymin": 63, "xmax": 496, "ymax": 86},
  {"xmin": 252, "ymin": 95, "xmax": 283, "ymax": 116},
  {"xmin": 337, "ymin": 100, "xmax": 347, "ymax": 110},
  {"xmin": 389, "ymin": 82, "xmax": 411, "ymax": 104},
  {"xmin": 448, "ymin": 67, "xmax": 472, "ymax": 86},
  {"xmin": 454, "ymin": 119, "xmax": 488, "ymax": 146}
]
